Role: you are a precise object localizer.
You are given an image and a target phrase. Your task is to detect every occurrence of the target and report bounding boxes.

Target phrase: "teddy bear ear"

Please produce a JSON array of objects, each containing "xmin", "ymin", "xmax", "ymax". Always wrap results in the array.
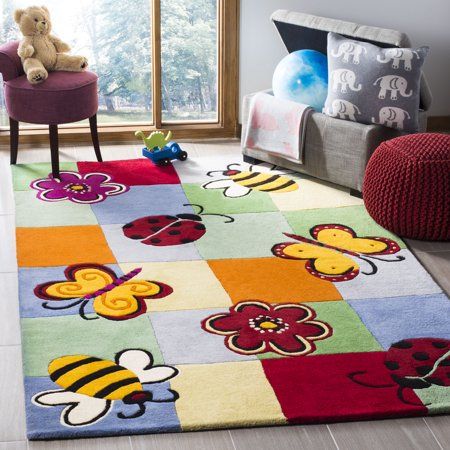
[
  {"xmin": 41, "ymin": 6, "xmax": 50, "ymax": 14},
  {"xmin": 13, "ymin": 9, "xmax": 24, "ymax": 23}
]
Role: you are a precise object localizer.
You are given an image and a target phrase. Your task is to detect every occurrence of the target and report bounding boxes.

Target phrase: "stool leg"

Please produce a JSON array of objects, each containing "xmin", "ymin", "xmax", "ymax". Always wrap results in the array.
[
  {"xmin": 89, "ymin": 114, "xmax": 103, "ymax": 162},
  {"xmin": 9, "ymin": 117, "xmax": 19, "ymax": 165},
  {"xmin": 49, "ymin": 124, "xmax": 60, "ymax": 178}
]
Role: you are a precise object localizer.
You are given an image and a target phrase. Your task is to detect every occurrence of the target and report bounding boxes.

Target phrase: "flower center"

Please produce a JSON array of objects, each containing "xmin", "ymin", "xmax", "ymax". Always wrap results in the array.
[
  {"xmin": 249, "ymin": 315, "xmax": 289, "ymax": 334},
  {"xmin": 65, "ymin": 183, "xmax": 90, "ymax": 194},
  {"xmin": 259, "ymin": 321, "xmax": 278, "ymax": 330}
]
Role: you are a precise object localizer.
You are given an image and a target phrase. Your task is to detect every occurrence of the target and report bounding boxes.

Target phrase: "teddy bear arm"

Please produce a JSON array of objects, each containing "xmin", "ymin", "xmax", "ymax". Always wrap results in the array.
[
  {"xmin": 18, "ymin": 37, "xmax": 35, "ymax": 59},
  {"xmin": 49, "ymin": 35, "xmax": 71, "ymax": 53}
]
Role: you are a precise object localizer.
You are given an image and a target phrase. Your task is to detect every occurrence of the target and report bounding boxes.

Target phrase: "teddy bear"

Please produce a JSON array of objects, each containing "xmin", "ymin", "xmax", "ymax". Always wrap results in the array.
[{"xmin": 14, "ymin": 6, "xmax": 88, "ymax": 84}]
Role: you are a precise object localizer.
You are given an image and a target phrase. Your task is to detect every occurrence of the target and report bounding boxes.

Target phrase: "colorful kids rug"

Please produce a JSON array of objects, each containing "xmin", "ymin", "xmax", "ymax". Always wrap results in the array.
[{"xmin": 13, "ymin": 154, "xmax": 449, "ymax": 439}]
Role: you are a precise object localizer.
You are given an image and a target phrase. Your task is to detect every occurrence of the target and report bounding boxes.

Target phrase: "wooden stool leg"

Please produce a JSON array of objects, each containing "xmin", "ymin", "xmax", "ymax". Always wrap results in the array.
[
  {"xmin": 9, "ymin": 117, "xmax": 19, "ymax": 165},
  {"xmin": 49, "ymin": 124, "xmax": 60, "ymax": 178},
  {"xmin": 89, "ymin": 114, "xmax": 103, "ymax": 162}
]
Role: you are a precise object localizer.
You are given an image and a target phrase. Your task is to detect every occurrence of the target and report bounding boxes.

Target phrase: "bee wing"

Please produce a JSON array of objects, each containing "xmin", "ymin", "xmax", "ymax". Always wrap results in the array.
[
  {"xmin": 116, "ymin": 349, "xmax": 178, "ymax": 384},
  {"xmin": 250, "ymin": 162, "xmax": 278, "ymax": 173},
  {"xmin": 33, "ymin": 389, "xmax": 112, "ymax": 427},
  {"xmin": 202, "ymin": 178, "xmax": 234, "ymax": 190},
  {"xmin": 202, "ymin": 178, "xmax": 251, "ymax": 198}
]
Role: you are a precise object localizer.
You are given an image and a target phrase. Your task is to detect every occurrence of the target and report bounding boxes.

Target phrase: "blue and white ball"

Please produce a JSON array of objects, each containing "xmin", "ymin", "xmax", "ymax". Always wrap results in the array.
[{"xmin": 272, "ymin": 49, "xmax": 328, "ymax": 111}]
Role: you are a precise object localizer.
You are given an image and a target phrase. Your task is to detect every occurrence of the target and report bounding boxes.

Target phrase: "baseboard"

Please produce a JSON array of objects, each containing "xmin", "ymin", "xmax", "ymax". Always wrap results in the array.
[{"xmin": 427, "ymin": 116, "xmax": 450, "ymax": 132}]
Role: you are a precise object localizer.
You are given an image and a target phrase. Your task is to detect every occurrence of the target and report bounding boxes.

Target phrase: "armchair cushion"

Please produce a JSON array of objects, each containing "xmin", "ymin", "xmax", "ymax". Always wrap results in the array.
[{"xmin": 0, "ymin": 41, "xmax": 24, "ymax": 82}]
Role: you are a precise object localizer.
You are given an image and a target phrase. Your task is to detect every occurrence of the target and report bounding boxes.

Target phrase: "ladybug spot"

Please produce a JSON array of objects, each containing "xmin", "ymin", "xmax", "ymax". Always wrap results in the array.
[
  {"xmin": 150, "ymin": 238, "xmax": 161, "ymax": 244},
  {"xmin": 412, "ymin": 352, "xmax": 430, "ymax": 361},
  {"xmin": 123, "ymin": 223, "xmax": 133, "ymax": 229},
  {"xmin": 168, "ymin": 230, "xmax": 181, "ymax": 235},
  {"xmin": 151, "ymin": 227, "xmax": 162, "ymax": 232},
  {"xmin": 432, "ymin": 341, "xmax": 448, "ymax": 349},
  {"xmin": 441, "ymin": 358, "xmax": 450, "ymax": 367},
  {"xmin": 384, "ymin": 361, "xmax": 399, "ymax": 370},
  {"xmin": 147, "ymin": 218, "xmax": 160, "ymax": 224},
  {"xmin": 171, "ymin": 222, "xmax": 183, "ymax": 227},
  {"xmin": 181, "ymin": 238, "xmax": 193, "ymax": 244},
  {"xmin": 416, "ymin": 365, "xmax": 432, "ymax": 376},
  {"xmin": 195, "ymin": 224, "xmax": 206, "ymax": 230},
  {"xmin": 129, "ymin": 235, "xmax": 144, "ymax": 240},
  {"xmin": 392, "ymin": 340, "xmax": 413, "ymax": 349}
]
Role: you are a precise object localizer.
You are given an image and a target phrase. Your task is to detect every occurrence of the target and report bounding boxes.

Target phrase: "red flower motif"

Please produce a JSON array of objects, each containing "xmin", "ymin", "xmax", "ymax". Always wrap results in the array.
[{"xmin": 201, "ymin": 301, "xmax": 332, "ymax": 357}]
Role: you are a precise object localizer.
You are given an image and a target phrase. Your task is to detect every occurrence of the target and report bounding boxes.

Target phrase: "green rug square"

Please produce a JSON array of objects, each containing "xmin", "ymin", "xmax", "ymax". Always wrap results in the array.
[
  {"xmin": 21, "ymin": 314, "xmax": 163, "ymax": 377},
  {"xmin": 15, "ymin": 190, "xmax": 98, "ymax": 227},
  {"xmin": 182, "ymin": 183, "xmax": 278, "ymax": 215},
  {"xmin": 284, "ymin": 205, "xmax": 405, "ymax": 248},
  {"xmin": 12, "ymin": 162, "xmax": 78, "ymax": 191},
  {"xmin": 258, "ymin": 301, "xmax": 382, "ymax": 360},
  {"xmin": 195, "ymin": 212, "xmax": 293, "ymax": 260}
]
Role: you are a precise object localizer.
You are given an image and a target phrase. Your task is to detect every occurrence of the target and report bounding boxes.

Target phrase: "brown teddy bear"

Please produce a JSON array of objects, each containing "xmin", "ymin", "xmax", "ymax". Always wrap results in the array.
[{"xmin": 14, "ymin": 6, "xmax": 88, "ymax": 84}]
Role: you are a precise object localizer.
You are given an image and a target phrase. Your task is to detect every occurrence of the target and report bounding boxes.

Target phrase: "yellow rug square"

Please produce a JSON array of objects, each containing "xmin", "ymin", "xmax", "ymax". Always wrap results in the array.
[
  {"xmin": 119, "ymin": 260, "xmax": 232, "ymax": 311},
  {"xmin": 171, "ymin": 361, "xmax": 286, "ymax": 430},
  {"xmin": 270, "ymin": 178, "xmax": 363, "ymax": 211}
]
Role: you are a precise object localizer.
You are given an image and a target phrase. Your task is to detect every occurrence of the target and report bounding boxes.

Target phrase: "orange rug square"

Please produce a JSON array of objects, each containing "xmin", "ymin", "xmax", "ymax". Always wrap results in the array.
[
  {"xmin": 16, "ymin": 225, "xmax": 116, "ymax": 267},
  {"xmin": 208, "ymin": 257, "xmax": 342, "ymax": 304}
]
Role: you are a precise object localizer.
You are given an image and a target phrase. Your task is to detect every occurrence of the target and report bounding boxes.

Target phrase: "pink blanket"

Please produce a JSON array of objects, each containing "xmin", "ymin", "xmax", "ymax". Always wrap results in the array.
[{"xmin": 243, "ymin": 92, "xmax": 312, "ymax": 163}]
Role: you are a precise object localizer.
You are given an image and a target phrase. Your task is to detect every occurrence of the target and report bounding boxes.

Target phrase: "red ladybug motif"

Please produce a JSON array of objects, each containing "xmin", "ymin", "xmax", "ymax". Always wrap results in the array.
[
  {"xmin": 122, "ymin": 204, "xmax": 234, "ymax": 246},
  {"xmin": 349, "ymin": 338, "xmax": 450, "ymax": 405}
]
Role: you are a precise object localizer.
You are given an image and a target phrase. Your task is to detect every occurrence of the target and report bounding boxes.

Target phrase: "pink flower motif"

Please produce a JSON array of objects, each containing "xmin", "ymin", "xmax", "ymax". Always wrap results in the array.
[{"xmin": 31, "ymin": 171, "xmax": 129, "ymax": 204}]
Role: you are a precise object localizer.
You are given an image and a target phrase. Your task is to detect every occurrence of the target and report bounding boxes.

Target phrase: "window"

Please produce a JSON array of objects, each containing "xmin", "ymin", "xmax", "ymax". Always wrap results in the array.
[{"xmin": 0, "ymin": 0, "xmax": 238, "ymax": 139}]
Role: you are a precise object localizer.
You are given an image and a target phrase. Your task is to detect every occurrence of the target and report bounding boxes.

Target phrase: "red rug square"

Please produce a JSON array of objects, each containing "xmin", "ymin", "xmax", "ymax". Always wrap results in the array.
[
  {"xmin": 77, "ymin": 159, "xmax": 181, "ymax": 186},
  {"xmin": 262, "ymin": 352, "xmax": 426, "ymax": 423}
]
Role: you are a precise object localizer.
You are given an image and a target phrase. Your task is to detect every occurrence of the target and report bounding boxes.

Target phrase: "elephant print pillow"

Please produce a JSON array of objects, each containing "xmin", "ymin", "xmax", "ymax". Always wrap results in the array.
[{"xmin": 323, "ymin": 32, "xmax": 428, "ymax": 132}]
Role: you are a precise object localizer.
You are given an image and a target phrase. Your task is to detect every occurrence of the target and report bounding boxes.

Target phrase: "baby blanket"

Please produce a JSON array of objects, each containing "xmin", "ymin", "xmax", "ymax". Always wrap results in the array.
[{"xmin": 243, "ymin": 92, "xmax": 313, "ymax": 164}]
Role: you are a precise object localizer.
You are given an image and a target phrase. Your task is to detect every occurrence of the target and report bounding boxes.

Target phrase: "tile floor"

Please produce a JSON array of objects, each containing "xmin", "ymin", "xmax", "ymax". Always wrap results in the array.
[{"xmin": 0, "ymin": 140, "xmax": 448, "ymax": 450}]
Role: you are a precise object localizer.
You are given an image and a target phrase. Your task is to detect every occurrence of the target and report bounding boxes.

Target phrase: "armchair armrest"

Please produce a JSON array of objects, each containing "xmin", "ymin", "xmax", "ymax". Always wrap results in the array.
[{"xmin": 0, "ymin": 41, "xmax": 24, "ymax": 82}]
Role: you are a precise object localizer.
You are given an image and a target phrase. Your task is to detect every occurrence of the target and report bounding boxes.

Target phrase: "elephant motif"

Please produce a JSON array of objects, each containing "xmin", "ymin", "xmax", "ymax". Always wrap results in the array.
[
  {"xmin": 331, "ymin": 42, "xmax": 367, "ymax": 64},
  {"xmin": 372, "ymin": 107, "xmax": 411, "ymax": 130},
  {"xmin": 330, "ymin": 69, "xmax": 362, "ymax": 93},
  {"xmin": 376, "ymin": 48, "xmax": 420, "ymax": 71},
  {"xmin": 374, "ymin": 75, "xmax": 412, "ymax": 100},
  {"xmin": 325, "ymin": 99, "xmax": 361, "ymax": 122}
]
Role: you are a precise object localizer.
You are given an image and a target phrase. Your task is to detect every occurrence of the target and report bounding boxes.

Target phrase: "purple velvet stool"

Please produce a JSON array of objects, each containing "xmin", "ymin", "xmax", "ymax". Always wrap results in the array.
[{"xmin": 0, "ymin": 41, "xmax": 102, "ymax": 177}]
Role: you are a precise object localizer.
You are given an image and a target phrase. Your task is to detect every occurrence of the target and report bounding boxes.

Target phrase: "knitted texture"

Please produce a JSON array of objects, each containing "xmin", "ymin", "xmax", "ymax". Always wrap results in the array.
[{"xmin": 363, "ymin": 133, "xmax": 450, "ymax": 241}]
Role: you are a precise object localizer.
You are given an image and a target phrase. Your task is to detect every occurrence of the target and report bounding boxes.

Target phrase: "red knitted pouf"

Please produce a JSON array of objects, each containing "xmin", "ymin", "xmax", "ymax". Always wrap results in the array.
[{"xmin": 363, "ymin": 133, "xmax": 450, "ymax": 241}]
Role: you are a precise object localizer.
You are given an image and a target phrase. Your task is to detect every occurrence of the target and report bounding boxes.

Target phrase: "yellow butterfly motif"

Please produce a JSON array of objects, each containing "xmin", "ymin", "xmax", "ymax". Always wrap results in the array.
[
  {"xmin": 34, "ymin": 264, "xmax": 172, "ymax": 320},
  {"xmin": 272, "ymin": 224, "xmax": 404, "ymax": 282}
]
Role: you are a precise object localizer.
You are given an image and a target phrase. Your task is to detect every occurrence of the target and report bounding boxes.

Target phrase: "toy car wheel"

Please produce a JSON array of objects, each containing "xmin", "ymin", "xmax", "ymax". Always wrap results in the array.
[
  {"xmin": 159, "ymin": 158, "xmax": 171, "ymax": 166},
  {"xmin": 178, "ymin": 151, "xmax": 188, "ymax": 161}
]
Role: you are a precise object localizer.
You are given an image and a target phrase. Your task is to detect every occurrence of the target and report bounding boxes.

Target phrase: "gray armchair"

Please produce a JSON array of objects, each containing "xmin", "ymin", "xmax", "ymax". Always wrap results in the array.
[{"xmin": 241, "ymin": 10, "xmax": 432, "ymax": 194}]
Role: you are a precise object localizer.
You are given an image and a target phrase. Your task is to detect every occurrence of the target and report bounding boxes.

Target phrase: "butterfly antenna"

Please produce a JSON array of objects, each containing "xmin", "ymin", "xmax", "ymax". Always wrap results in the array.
[
  {"xmin": 357, "ymin": 256, "xmax": 378, "ymax": 276},
  {"xmin": 118, "ymin": 403, "xmax": 146, "ymax": 419},
  {"xmin": 348, "ymin": 371, "xmax": 396, "ymax": 388},
  {"xmin": 364, "ymin": 255, "xmax": 406, "ymax": 263},
  {"xmin": 183, "ymin": 203, "xmax": 204, "ymax": 215},
  {"xmin": 227, "ymin": 163, "xmax": 241, "ymax": 170},
  {"xmin": 79, "ymin": 300, "xmax": 98, "ymax": 321},
  {"xmin": 42, "ymin": 298, "xmax": 83, "ymax": 311}
]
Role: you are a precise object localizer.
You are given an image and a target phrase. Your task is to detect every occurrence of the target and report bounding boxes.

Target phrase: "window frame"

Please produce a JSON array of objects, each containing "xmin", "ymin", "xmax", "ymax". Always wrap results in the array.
[{"xmin": 0, "ymin": 0, "xmax": 239, "ymax": 146}]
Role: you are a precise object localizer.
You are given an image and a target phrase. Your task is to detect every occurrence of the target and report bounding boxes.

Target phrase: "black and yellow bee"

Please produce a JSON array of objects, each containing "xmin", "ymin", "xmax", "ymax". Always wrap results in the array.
[
  {"xmin": 202, "ymin": 163, "xmax": 299, "ymax": 198},
  {"xmin": 33, "ymin": 349, "xmax": 179, "ymax": 427}
]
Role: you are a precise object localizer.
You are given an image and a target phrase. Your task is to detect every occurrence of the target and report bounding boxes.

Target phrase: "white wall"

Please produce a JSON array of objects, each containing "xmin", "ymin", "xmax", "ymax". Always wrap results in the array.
[{"xmin": 239, "ymin": 0, "xmax": 450, "ymax": 118}]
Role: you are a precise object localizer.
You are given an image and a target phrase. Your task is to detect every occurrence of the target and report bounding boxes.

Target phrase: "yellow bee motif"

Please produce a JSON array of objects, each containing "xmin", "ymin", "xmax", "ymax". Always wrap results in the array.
[
  {"xmin": 202, "ymin": 163, "xmax": 299, "ymax": 198},
  {"xmin": 33, "ymin": 349, "xmax": 179, "ymax": 427}
]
